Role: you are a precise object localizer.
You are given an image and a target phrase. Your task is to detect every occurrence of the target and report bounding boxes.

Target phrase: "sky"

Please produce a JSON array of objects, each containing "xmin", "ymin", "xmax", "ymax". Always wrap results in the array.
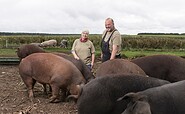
[{"xmin": 0, "ymin": 0, "xmax": 184, "ymax": 35}]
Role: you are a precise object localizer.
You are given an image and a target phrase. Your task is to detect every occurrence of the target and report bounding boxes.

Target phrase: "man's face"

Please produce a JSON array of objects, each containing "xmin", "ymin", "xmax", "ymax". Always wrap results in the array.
[{"xmin": 105, "ymin": 19, "xmax": 114, "ymax": 32}]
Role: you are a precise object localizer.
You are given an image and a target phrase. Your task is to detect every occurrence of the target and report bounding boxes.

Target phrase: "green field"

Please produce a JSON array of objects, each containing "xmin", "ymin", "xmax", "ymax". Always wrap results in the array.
[
  {"xmin": 1, "ymin": 47, "xmax": 185, "ymax": 59},
  {"xmin": 1, "ymin": 34, "xmax": 185, "ymax": 58}
]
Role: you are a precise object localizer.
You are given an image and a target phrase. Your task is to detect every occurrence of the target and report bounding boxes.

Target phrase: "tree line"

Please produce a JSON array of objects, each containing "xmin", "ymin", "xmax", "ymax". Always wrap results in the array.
[
  {"xmin": 137, "ymin": 33, "xmax": 185, "ymax": 35},
  {"xmin": 0, "ymin": 32, "xmax": 78, "ymax": 36}
]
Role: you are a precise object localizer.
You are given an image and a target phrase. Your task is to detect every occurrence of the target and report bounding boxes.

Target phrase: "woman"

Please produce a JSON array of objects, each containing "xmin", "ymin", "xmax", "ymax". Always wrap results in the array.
[{"xmin": 71, "ymin": 30, "xmax": 95, "ymax": 70}]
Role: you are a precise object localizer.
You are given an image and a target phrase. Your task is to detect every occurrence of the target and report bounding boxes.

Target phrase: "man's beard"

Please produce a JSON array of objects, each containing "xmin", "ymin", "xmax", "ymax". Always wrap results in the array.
[
  {"xmin": 106, "ymin": 28, "xmax": 112, "ymax": 32},
  {"xmin": 106, "ymin": 28, "xmax": 113, "ymax": 32}
]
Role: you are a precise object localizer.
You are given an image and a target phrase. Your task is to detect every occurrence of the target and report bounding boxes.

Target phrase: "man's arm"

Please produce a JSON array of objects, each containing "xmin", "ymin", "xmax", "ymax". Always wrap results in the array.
[{"xmin": 110, "ymin": 45, "xmax": 119, "ymax": 60}]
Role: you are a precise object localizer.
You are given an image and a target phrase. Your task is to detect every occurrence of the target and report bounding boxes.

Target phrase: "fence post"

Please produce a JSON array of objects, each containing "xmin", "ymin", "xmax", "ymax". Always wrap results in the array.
[{"xmin": 6, "ymin": 39, "xmax": 8, "ymax": 48}]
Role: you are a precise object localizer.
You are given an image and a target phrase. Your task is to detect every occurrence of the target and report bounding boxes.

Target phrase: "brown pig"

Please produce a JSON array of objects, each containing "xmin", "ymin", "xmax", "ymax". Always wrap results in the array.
[
  {"xmin": 95, "ymin": 59, "xmax": 146, "ymax": 77},
  {"xmin": 19, "ymin": 53, "xmax": 85, "ymax": 103},
  {"xmin": 17, "ymin": 44, "xmax": 95, "ymax": 82}
]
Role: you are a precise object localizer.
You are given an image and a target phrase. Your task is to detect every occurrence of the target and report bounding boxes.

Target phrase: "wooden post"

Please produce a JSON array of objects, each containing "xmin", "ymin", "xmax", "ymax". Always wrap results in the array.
[{"xmin": 6, "ymin": 40, "xmax": 8, "ymax": 48}]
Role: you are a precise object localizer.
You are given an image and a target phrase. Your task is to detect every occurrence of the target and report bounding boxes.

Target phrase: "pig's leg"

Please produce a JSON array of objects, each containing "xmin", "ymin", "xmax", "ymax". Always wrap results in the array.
[
  {"xmin": 42, "ymin": 84, "xmax": 48, "ymax": 95},
  {"xmin": 42, "ymin": 84, "xmax": 52, "ymax": 95},
  {"xmin": 49, "ymin": 83, "xmax": 60, "ymax": 103},
  {"xmin": 49, "ymin": 76, "xmax": 66, "ymax": 103},
  {"xmin": 22, "ymin": 77, "xmax": 36, "ymax": 102}
]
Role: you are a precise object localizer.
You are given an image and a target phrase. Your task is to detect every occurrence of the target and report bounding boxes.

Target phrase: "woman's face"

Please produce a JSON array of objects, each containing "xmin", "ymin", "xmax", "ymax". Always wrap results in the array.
[{"xmin": 81, "ymin": 31, "xmax": 89, "ymax": 38}]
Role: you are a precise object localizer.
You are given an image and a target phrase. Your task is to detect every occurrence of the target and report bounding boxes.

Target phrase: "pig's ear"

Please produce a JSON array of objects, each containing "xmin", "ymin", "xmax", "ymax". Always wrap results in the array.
[
  {"xmin": 123, "ymin": 93, "xmax": 147, "ymax": 102},
  {"xmin": 117, "ymin": 92, "xmax": 147, "ymax": 102},
  {"xmin": 117, "ymin": 92, "xmax": 136, "ymax": 102}
]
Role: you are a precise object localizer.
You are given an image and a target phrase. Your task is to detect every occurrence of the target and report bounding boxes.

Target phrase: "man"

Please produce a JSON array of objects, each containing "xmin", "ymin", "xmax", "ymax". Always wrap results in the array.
[{"xmin": 101, "ymin": 18, "xmax": 122, "ymax": 62}]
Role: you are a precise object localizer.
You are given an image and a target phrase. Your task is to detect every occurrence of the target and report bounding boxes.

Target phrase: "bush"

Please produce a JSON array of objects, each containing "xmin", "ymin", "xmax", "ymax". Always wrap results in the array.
[{"xmin": 1, "ymin": 34, "xmax": 185, "ymax": 50}]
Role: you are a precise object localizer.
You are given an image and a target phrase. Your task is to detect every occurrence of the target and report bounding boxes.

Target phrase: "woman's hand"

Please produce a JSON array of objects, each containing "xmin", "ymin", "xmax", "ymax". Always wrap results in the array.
[{"xmin": 74, "ymin": 55, "xmax": 80, "ymax": 60}]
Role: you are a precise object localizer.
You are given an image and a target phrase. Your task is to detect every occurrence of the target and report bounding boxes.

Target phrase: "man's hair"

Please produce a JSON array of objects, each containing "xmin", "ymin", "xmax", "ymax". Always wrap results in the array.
[{"xmin": 106, "ymin": 18, "xmax": 114, "ymax": 25}]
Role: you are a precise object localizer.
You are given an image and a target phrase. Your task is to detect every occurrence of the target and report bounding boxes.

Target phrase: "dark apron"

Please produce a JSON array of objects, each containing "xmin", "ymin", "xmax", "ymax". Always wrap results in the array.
[{"xmin": 101, "ymin": 30, "xmax": 117, "ymax": 62}]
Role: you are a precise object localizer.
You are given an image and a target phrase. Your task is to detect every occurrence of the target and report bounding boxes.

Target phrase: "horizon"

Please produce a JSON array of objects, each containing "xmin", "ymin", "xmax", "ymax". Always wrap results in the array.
[{"xmin": 0, "ymin": 31, "xmax": 184, "ymax": 36}]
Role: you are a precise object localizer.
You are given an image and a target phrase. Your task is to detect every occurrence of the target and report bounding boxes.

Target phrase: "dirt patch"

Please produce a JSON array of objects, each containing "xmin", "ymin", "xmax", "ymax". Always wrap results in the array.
[{"xmin": 0, "ymin": 60, "xmax": 101, "ymax": 113}]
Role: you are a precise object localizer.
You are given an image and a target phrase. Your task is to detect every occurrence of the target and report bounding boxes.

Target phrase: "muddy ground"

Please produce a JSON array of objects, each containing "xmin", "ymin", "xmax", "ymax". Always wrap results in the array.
[{"xmin": 0, "ymin": 60, "xmax": 101, "ymax": 114}]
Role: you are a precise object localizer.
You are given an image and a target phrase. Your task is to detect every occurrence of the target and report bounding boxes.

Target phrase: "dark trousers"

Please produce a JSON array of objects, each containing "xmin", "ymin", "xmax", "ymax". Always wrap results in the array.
[{"xmin": 102, "ymin": 53, "xmax": 121, "ymax": 62}]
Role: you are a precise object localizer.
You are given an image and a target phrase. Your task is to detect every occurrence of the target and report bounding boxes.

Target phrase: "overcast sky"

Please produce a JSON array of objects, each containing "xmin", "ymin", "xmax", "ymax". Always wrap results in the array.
[{"xmin": 0, "ymin": 0, "xmax": 184, "ymax": 35}]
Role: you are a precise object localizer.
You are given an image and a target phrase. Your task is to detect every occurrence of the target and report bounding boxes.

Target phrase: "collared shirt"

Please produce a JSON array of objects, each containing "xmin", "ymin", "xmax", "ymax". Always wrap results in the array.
[
  {"xmin": 71, "ymin": 39, "xmax": 95, "ymax": 65},
  {"xmin": 102, "ymin": 30, "xmax": 122, "ymax": 55}
]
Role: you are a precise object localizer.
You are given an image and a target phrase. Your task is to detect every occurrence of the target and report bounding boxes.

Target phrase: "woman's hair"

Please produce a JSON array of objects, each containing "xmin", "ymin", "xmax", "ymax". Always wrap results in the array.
[{"xmin": 82, "ymin": 29, "xmax": 89, "ymax": 34}]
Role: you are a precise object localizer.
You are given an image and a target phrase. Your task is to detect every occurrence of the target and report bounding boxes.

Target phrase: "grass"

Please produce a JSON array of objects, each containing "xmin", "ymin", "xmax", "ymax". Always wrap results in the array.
[
  {"xmin": 0, "ymin": 48, "xmax": 18, "ymax": 57},
  {"xmin": 1, "ymin": 47, "xmax": 185, "ymax": 59}
]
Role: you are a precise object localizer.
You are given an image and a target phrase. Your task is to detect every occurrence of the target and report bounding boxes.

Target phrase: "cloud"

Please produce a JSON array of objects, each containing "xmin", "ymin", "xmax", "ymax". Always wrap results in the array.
[{"xmin": 0, "ymin": 0, "xmax": 184, "ymax": 34}]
